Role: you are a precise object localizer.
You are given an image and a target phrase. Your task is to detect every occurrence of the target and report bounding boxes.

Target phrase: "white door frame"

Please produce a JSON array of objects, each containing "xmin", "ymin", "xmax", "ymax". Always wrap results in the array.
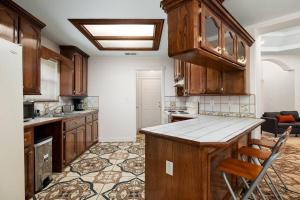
[{"xmin": 136, "ymin": 69, "xmax": 164, "ymax": 130}]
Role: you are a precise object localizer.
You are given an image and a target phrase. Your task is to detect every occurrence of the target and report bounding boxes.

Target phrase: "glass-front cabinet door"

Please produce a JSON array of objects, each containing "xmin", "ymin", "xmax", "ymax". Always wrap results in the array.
[
  {"xmin": 221, "ymin": 24, "xmax": 236, "ymax": 62},
  {"xmin": 201, "ymin": 5, "xmax": 221, "ymax": 54},
  {"xmin": 237, "ymin": 37, "xmax": 247, "ymax": 66}
]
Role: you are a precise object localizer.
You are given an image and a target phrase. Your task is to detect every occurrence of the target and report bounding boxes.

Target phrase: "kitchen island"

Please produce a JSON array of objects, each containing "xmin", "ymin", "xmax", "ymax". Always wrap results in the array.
[{"xmin": 140, "ymin": 115, "xmax": 264, "ymax": 200}]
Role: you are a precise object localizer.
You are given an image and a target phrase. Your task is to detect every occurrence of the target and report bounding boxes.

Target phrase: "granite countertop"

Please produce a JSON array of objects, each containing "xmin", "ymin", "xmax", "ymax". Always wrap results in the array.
[
  {"xmin": 141, "ymin": 115, "xmax": 264, "ymax": 145},
  {"xmin": 24, "ymin": 110, "xmax": 98, "ymax": 128}
]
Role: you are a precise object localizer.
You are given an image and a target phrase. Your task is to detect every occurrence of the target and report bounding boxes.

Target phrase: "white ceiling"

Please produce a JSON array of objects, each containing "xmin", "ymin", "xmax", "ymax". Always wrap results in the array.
[
  {"xmin": 262, "ymin": 26, "xmax": 300, "ymax": 54},
  {"xmin": 12, "ymin": 0, "xmax": 300, "ymax": 56}
]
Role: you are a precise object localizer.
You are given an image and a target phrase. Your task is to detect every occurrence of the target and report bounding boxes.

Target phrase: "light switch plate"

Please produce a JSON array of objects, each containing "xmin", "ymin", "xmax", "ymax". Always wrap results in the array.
[{"xmin": 166, "ymin": 160, "xmax": 173, "ymax": 176}]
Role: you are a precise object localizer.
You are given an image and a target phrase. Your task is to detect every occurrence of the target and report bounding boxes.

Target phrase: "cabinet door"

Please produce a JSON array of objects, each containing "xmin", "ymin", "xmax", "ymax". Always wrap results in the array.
[
  {"xmin": 92, "ymin": 120, "xmax": 98, "ymax": 143},
  {"xmin": 64, "ymin": 129, "xmax": 76, "ymax": 164},
  {"xmin": 86, "ymin": 122, "xmax": 93, "ymax": 148},
  {"xmin": 19, "ymin": 16, "xmax": 41, "ymax": 95},
  {"xmin": 74, "ymin": 54, "xmax": 83, "ymax": 95},
  {"xmin": 201, "ymin": 5, "xmax": 222, "ymax": 54},
  {"xmin": 186, "ymin": 63, "xmax": 206, "ymax": 95},
  {"xmin": 82, "ymin": 56, "xmax": 88, "ymax": 96},
  {"xmin": 206, "ymin": 67, "xmax": 223, "ymax": 94},
  {"xmin": 221, "ymin": 24, "xmax": 236, "ymax": 62},
  {"xmin": 236, "ymin": 37, "xmax": 248, "ymax": 66},
  {"xmin": 24, "ymin": 147, "xmax": 34, "ymax": 200},
  {"xmin": 0, "ymin": 3, "xmax": 18, "ymax": 43},
  {"xmin": 60, "ymin": 61, "xmax": 74, "ymax": 96},
  {"xmin": 76, "ymin": 126, "xmax": 86, "ymax": 155}
]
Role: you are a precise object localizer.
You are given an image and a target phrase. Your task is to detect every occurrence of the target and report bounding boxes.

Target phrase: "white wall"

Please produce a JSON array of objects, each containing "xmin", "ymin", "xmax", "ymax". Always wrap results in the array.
[
  {"xmin": 261, "ymin": 60, "xmax": 295, "ymax": 112},
  {"xmin": 88, "ymin": 56, "xmax": 174, "ymax": 142},
  {"xmin": 262, "ymin": 54, "xmax": 300, "ymax": 112},
  {"xmin": 41, "ymin": 36, "xmax": 60, "ymax": 53}
]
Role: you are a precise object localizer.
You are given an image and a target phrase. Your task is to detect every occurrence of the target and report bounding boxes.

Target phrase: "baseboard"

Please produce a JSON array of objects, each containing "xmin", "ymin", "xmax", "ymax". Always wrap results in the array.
[{"xmin": 99, "ymin": 136, "xmax": 136, "ymax": 143}]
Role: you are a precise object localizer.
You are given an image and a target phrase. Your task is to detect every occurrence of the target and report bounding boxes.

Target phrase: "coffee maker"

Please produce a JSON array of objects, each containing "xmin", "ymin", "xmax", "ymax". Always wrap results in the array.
[{"xmin": 73, "ymin": 99, "xmax": 85, "ymax": 111}]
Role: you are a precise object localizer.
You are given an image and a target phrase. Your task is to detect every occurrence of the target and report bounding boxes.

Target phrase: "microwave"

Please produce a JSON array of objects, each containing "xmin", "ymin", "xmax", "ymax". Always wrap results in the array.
[{"xmin": 24, "ymin": 101, "xmax": 34, "ymax": 122}]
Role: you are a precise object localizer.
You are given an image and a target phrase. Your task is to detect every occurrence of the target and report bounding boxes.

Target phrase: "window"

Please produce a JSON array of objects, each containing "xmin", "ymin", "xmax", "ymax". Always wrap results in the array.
[{"xmin": 25, "ymin": 58, "xmax": 60, "ymax": 101}]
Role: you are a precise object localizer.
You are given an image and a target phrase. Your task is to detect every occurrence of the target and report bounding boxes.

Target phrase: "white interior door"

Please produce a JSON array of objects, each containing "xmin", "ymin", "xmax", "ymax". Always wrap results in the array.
[{"xmin": 137, "ymin": 71, "xmax": 162, "ymax": 129}]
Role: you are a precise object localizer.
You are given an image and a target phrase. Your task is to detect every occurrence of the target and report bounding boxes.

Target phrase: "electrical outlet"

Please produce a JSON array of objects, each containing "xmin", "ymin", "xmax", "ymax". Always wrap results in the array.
[{"xmin": 166, "ymin": 160, "xmax": 173, "ymax": 176}]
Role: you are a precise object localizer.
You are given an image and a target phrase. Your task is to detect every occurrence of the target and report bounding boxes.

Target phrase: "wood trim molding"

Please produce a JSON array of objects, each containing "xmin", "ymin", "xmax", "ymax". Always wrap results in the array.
[
  {"xmin": 68, "ymin": 19, "xmax": 164, "ymax": 51},
  {"xmin": 1, "ymin": 0, "xmax": 46, "ymax": 28}
]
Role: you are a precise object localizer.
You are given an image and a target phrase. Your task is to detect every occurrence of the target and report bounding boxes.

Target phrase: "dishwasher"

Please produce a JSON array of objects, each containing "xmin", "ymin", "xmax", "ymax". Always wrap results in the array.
[{"xmin": 34, "ymin": 137, "xmax": 53, "ymax": 192}]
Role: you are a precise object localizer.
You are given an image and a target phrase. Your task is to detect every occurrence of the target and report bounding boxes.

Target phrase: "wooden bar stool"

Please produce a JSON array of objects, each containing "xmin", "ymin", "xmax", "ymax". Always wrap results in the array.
[
  {"xmin": 239, "ymin": 126, "xmax": 292, "ymax": 199},
  {"xmin": 217, "ymin": 133, "xmax": 288, "ymax": 200}
]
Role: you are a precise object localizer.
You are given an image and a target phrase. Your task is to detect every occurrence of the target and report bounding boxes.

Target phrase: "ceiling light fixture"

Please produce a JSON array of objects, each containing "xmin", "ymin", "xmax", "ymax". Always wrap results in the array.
[{"xmin": 69, "ymin": 19, "xmax": 164, "ymax": 51}]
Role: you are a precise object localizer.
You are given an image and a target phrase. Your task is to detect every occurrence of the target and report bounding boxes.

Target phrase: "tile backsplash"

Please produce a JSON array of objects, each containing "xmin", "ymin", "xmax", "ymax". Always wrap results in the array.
[
  {"xmin": 165, "ymin": 95, "xmax": 256, "ymax": 118},
  {"xmin": 25, "ymin": 96, "xmax": 99, "ymax": 116}
]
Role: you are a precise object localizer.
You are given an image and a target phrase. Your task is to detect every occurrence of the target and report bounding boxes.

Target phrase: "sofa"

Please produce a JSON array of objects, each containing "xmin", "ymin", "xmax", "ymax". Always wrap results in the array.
[{"xmin": 261, "ymin": 111, "xmax": 300, "ymax": 137}]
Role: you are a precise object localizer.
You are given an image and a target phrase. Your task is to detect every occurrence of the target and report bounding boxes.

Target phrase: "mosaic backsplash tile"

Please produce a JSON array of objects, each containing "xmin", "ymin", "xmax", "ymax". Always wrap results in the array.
[
  {"xmin": 24, "ymin": 96, "xmax": 99, "ymax": 116},
  {"xmin": 165, "ymin": 95, "xmax": 256, "ymax": 118}
]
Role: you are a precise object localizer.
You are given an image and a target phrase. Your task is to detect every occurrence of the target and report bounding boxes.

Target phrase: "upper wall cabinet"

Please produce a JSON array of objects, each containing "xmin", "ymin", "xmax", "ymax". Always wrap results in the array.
[
  {"xmin": 0, "ymin": 4, "xmax": 18, "ymax": 43},
  {"xmin": 60, "ymin": 46, "xmax": 89, "ymax": 97},
  {"xmin": 20, "ymin": 16, "xmax": 43, "ymax": 94},
  {"xmin": 0, "ymin": 0, "xmax": 46, "ymax": 95},
  {"xmin": 161, "ymin": 0, "xmax": 254, "ymax": 71},
  {"xmin": 201, "ymin": 5, "xmax": 222, "ymax": 55}
]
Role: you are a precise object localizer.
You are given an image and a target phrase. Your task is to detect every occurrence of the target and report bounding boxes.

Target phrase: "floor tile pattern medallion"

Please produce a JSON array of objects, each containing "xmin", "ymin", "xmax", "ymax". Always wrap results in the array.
[
  {"xmin": 32, "ymin": 134, "xmax": 299, "ymax": 200},
  {"xmin": 71, "ymin": 157, "xmax": 113, "ymax": 176}
]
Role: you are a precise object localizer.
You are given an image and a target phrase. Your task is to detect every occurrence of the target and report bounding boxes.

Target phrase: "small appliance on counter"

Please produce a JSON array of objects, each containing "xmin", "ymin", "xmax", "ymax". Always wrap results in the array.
[
  {"xmin": 73, "ymin": 99, "xmax": 85, "ymax": 111},
  {"xmin": 23, "ymin": 101, "xmax": 34, "ymax": 122},
  {"xmin": 62, "ymin": 105, "xmax": 74, "ymax": 113}
]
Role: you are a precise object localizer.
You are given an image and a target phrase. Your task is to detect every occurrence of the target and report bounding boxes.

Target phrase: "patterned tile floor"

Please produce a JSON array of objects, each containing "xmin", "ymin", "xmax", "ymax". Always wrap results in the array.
[
  {"xmin": 32, "ymin": 133, "xmax": 300, "ymax": 200},
  {"xmin": 33, "ymin": 135, "xmax": 145, "ymax": 200}
]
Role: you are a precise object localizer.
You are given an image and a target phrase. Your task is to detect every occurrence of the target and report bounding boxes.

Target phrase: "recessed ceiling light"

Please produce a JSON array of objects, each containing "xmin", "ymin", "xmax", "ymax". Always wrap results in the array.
[
  {"xmin": 69, "ymin": 19, "xmax": 164, "ymax": 51},
  {"xmin": 84, "ymin": 24, "xmax": 155, "ymax": 37},
  {"xmin": 98, "ymin": 40, "xmax": 153, "ymax": 48}
]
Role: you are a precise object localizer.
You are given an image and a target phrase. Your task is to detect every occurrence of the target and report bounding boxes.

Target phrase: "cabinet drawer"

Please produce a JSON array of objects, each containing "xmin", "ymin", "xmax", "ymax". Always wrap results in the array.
[
  {"xmin": 86, "ymin": 115, "xmax": 93, "ymax": 123},
  {"xmin": 64, "ymin": 117, "xmax": 85, "ymax": 131},
  {"xmin": 93, "ymin": 113, "xmax": 98, "ymax": 121},
  {"xmin": 24, "ymin": 129, "xmax": 34, "ymax": 147}
]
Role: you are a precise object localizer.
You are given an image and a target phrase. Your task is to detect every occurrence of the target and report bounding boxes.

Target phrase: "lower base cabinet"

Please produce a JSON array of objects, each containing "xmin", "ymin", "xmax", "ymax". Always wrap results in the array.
[
  {"xmin": 76, "ymin": 125, "xmax": 86, "ymax": 155},
  {"xmin": 92, "ymin": 120, "xmax": 98, "ymax": 143},
  {"xmin": 64, "ymin": 129, "xmax": 77, "ymax": 164},
  {"xmin": 86, "ymin": 122, "xmax": 93, "ymax": 148},
  {"xmin": 24, "ymin": 128, "xmax": 34, "ymax": 200},
  {"xmin": 63, "ymin": 112, "xmax": 98, "ymax": 166}
]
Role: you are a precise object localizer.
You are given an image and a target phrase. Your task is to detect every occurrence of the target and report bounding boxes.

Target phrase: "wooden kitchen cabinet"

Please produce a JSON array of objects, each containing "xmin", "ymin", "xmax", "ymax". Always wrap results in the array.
[
  {"xmin": 64, "ymin": 129, "xmax": 77, "ymax": 164},
  {"xmin": 82, "ymin": 56, "xmax": 88, "ymax": 96},
  {"xmin": 161, "ymin": 0, "xmax": 254, "ymax": 70},
  {"xmin": 86, "ymin": 122, "xmax": 93, "ymax": 148},
  {"xmin": 74, "ymin": 53, "xmax": 83, "ymax": 95},
  {"xmin": 0, "ymin": 3, "xmax": 18, "ymax": 43},
  {"xmin": 76, "ymin": 125, "xmax": 86, "ymax": 155},
  {"xmin": 162, "ymin": 0, "xmax": 254, "ymax": 95},
  {"xmin": 237, "ymin": 36, "xmax": 248, "ymax": 66},
  {"xmin": 92, "ymin": 120, "xmax": 98, "ymax": 143},
  {"xmin": 24, "ymin": 128, "xmax": 34, "ymax": 200},
  {"xmin": 60, "ymin": 46, "xmax": 89, "ymax": 96},
  {"xmin": 24, "ymin": 147, "xmax": 34, "ymax": 200},
  {"xmin": 60, "ymin": 59, "xmax": 75, "ymax": 96},
  {"xmin": 206, "ymin": 67, "xmax": 223, "ymax": 94},
  {"xmin": 0, "ymin": 0, "xmax": 46, "ymax": 95},
  {"xmin": 201, "ymin": 4, "xmax": 222, "ymax": 55},
  {"xmin": 19, "ymin": 16, "xmax": 43, "ymax": 95},
  {"xmin": 221, "ymin": 24, "xmax": 236, "ymax": 62},
  {"xmin": 185, "ymin": 63, "xmax": 207, "ymax": 95}
]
